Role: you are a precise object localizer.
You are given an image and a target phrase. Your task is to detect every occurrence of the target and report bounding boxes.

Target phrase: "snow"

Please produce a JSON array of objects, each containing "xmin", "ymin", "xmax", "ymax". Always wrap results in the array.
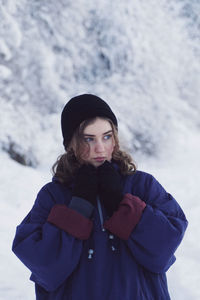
[{"xmin": 0, "ymin": 0, "xmax": 200, "ymax": 298}]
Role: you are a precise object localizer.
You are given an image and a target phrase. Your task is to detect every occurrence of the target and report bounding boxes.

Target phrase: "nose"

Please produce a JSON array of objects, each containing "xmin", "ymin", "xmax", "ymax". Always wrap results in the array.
[{"xmin": 95, "ymin": 140, "xmax": 105, "ymax": 153}]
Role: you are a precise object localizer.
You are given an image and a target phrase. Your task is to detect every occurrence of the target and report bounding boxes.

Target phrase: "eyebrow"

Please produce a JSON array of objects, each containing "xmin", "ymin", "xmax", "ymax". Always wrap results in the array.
[{"xmin": 83, "ymin": 130, "xmax": 113, "ymax": 137}]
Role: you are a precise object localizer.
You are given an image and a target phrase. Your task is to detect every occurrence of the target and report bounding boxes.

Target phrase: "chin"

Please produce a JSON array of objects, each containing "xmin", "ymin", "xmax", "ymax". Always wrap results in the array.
[{"xmin": 91, "ymin": 160, "xmax": 105, "ymax": 167}]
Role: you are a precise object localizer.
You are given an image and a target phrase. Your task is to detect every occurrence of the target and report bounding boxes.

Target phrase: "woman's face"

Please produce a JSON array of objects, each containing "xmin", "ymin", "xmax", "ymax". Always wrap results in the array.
[{"xmin": 81, "ymin": 118, "xmax": 115, "ymax": 167}]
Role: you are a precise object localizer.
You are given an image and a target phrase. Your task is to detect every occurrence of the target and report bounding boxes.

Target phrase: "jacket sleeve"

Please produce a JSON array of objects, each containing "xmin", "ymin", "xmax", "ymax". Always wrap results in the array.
[
  {"xmin": 104, "ymin": 174, "xmax": 188, "ymax": 274},
  {"xmin": 12, "ymin": 185, "xmax": 92, "ymax": 292}
]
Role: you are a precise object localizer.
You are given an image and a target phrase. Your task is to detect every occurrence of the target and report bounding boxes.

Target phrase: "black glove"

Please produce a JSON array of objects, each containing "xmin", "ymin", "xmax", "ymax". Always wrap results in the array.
[
  {"xmin": 72, "ymin": 164, "xmax": 98, "ymax": 206},
  {"xmin": 98, "ymin": 161, "xmax": 123, "ymax": 216}
]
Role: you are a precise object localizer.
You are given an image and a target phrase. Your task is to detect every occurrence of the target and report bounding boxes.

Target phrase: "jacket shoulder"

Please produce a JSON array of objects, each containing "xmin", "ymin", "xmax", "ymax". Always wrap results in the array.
[
  {"xmin": 123, "ymin": 170, "xmax": 162, "ymax": 203},
  {"xmin": 34, "ymin": 180, "xmax": 72, "ymax": 210},
  {"xmin": 131, "ymin": 170, "xmax": 153, "ymax": 180},
  {"xmin": 124, "ymin": 170, "xmax": 154, "ymax": 188}
]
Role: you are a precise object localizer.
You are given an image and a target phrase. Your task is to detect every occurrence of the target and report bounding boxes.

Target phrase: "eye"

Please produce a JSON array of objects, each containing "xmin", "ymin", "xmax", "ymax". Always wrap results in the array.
[
  {"xmin": 103, "ymin": 134, "xmax": 112, "ymax": 140},
  {"xmin": 84, "ymin": 137, "xmax": 93, "ymax": 143}
]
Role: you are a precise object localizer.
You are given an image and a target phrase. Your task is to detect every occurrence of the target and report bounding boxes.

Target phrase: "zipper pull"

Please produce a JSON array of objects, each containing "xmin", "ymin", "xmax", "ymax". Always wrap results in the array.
[{"xmin": 88, "ymin": 249, "xmax": 94, "ymax": 259}]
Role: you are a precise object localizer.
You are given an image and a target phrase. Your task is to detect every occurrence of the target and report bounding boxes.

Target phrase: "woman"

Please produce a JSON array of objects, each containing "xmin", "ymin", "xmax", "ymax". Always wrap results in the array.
[{"xmin": 12, "ymin": 94, "xmax": 188, "ymax": 299}]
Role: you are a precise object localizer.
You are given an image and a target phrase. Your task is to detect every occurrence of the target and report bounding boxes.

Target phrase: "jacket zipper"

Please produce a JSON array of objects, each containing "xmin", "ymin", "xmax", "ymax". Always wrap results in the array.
[{"xmin": 97, "ymin": 196, "xmax": 105, "ymax": 231}]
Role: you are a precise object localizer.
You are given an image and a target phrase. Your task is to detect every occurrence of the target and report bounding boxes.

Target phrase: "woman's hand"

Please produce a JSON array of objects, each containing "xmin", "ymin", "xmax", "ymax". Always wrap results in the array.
[
  {"xmin": 72, "ymin": 164, "xmax": 98, "ymax": 206},
  {"xmin": 98, "ymin": 161, "xmax": 123, "ymax": 216}
]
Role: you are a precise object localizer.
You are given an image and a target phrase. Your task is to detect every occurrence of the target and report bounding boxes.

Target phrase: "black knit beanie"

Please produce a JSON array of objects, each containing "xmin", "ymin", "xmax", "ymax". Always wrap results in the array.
[{"xmin": 61, "ymin": 94, "xmax": 118, "ymax": 147}]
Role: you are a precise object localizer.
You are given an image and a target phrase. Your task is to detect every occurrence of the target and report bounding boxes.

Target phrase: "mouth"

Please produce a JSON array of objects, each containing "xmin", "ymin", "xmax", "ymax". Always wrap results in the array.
[{"xmin": 93, "ymin": 157, "xmax": 105, "ymax": 162}]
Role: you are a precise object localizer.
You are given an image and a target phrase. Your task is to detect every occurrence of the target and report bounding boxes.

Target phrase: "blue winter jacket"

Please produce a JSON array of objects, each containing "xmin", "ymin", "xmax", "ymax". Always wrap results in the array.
[{"xmin": 12, "ymin": 169, "xmax": 188, "ymax": 299}]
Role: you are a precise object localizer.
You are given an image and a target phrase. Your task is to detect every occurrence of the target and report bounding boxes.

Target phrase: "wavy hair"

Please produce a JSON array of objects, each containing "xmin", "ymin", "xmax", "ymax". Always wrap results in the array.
[{"xmin": 52, "ymin": 117, "xmax": 137, "ymax": 184}]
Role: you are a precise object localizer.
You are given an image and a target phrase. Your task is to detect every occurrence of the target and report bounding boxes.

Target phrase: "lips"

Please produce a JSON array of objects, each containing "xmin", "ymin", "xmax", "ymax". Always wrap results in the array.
[{"xmin": 94, "ymin": 157, "xmax": 105, "ymax": 162}]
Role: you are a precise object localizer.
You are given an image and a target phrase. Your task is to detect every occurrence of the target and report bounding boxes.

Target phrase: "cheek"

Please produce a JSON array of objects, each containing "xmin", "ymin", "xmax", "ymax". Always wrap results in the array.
[
  {"xmin": 80, "ymin": 144, "xmax": 90, "ymax": 160},
  {"xmin": 106, "ymin": 140, "xmax": 115, "ymax": 157}
]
